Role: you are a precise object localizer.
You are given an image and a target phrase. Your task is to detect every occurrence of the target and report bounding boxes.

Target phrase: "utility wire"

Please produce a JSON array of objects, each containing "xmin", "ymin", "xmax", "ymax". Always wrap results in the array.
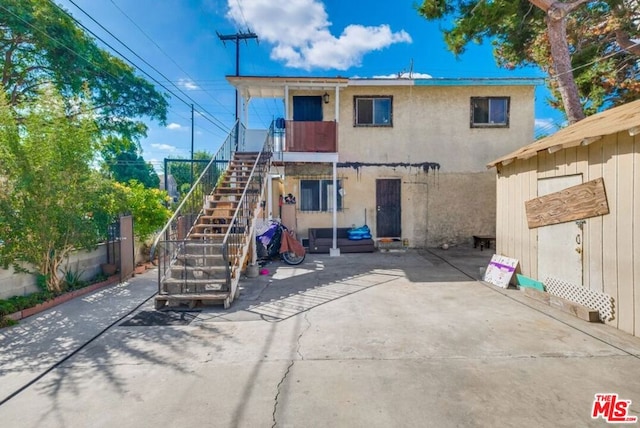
[
  {"xmin": 1, "ymin": 2, "xmax": 230, "ymax": 139},
  {"xmin": 107, "ymin": 0, "xmax": 235, "ymax": 117},
  {"xmin": 51, "ymin": 0, "xmax": 231, "ymax": 134}
]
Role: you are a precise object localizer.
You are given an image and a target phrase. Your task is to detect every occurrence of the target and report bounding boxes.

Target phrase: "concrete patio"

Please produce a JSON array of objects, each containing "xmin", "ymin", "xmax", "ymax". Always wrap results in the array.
[{"xmin": 0, "ymin": 247, "xmax": 639, "ymax": 427}]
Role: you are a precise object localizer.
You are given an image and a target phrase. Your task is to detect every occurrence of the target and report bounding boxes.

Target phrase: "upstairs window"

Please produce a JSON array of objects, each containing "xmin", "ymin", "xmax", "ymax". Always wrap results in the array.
[
  {"xmin": 355, "ymin": 96, "xmax": 392, "ymax": 127},
  {"xmin": 471, "ymin": 97, "xmax": 510, "ymax": 128},
  {"xmin": 300, "ymin": 179, "xmax": 343, "ymax": 212}
]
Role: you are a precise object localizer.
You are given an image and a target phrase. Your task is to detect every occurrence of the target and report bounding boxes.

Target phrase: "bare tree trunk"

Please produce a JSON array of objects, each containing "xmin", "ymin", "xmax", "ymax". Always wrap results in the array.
[
  {"xmin": 530, "ymin": 0, "xmax": 590, "ymax": 123},
  {"xmin": 546, "ymin": 8, "xmax": 585, "ymax": 124}
]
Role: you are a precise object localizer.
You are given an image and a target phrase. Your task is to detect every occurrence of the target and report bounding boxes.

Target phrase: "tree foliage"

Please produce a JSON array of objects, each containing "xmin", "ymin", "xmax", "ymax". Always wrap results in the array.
[
  {"xmin": 0, "ymin": 91, "xmax": 114, "ymax": 293},
  {"xmin": 102, "ymin": 137, "xmax": 160, "ymax": 188},
  {"xmin": 166, "ymin": 151, "xmax": 216, "ymax": 196},
  {"xmin": 111, "ymin": 180, "xmax": 171, "ymax": 242},
  {"xmin": 417, "ymin": 0, "xmax": 640, "ymax": 122},
  {"xmin": 0, "ymin": 0, "xmax": 169, "ymax": 140}
]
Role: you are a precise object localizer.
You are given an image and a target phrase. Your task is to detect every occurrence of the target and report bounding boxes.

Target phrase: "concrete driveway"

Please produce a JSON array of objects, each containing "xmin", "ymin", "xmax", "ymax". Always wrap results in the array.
[{"xmin": 0, "ymin": 248, "xmax": 639, "ymax": 427}]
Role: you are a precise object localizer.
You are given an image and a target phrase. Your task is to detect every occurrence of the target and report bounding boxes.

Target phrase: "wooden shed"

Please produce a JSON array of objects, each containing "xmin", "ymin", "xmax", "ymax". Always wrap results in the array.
[{"xmin": 488, "ymin": 99, "xmax": 640, "ymax": 338}]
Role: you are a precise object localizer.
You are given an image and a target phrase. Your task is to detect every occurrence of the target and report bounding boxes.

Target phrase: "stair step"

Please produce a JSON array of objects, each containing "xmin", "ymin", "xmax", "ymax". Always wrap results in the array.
[
  {"xmin": 188, "ymin": 233, "xmax": 227, "ymax": 240},
  {"xmin": 215, "ymin": 188, "xmax": 246, "ymax": 194},
  {"xmin": 198, "ymin": 215, "xmax": 234, "ymax": 222},
  {"xmin": 171, "ymin": 264, "xmax": 227, "ymax": 272},
  {"xmin": 192, "ymin": 224, "xmax": 231, "ymax": 231},
  {"xmin": 176, "ymin": 253, "xmax": 224, "ymax": 260},
  {"xmin": 169, "ymin": 266, "xmax": 227, "ymax": 280},
  {"xmin": 162, "ymin": 277, "xmax": 227, "ymax": 285},
  {"xmin": 155, "ymin": 291, "xmax": 231, "ymax": 309}
]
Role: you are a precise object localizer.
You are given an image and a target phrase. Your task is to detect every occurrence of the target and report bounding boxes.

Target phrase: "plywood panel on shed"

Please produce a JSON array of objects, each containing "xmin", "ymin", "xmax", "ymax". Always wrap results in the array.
[{"xmin": 525, "ymin": 178, "xmax": 609, "ymax": 229}]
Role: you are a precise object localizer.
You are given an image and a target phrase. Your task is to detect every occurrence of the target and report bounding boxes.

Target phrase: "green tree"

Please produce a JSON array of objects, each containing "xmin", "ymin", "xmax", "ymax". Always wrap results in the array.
[
  {"xmin": 111, "ymin": 180, "xmax": 171, "ymax": 243},
  {"xmin": 0, "ymin": 91, "xmax": 113, "ymax": 293},
  {"xmin": 417, "ymin": 0, "xmax": 640, "ymax": 123},
  {"xmin": 165, "ymin": 151, "xmax": 215, "ymax": 196},
  {"xmin": 102, "ymin": 137, "xmax": 160, "ymax": 188},
  {"xmin": 0, "ymin": 0, "xmax": 168, "ymax": 140}
]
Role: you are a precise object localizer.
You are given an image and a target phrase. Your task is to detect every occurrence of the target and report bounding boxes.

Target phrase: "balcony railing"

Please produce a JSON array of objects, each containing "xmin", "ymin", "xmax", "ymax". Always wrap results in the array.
[{"xmin": 284, "ymin": 120, "xmax": 337, "ymax": 152}]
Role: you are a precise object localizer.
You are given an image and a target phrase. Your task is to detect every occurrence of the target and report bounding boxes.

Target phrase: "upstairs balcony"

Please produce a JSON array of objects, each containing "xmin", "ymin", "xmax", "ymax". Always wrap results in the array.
[{"xmin": 282, "ymin": 120, "xmax": 337, "ymax": 153}]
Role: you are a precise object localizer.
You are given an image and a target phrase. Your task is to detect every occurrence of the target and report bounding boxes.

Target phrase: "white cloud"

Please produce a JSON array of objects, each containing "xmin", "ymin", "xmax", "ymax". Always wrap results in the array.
[
  {"xmin": 372, "ymin": 72, "xmax": 433, "ymax": 79},
  {"xmin": 150, "ymin": 143, "xmax": 178, "ymax": 152},
  {"xmin": 167, "ymin": 123, "xmax": 182, "ymax": 130},
  {"xmin": 178, "ymin": 78, "xmax": 199, "ymax": 90},
  {"xmin": 227, "ymin": 0, "xmax": 412, "ymax": 70}
]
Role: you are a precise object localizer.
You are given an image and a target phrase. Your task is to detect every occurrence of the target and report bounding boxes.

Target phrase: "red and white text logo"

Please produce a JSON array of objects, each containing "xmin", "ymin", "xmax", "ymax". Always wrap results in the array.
[{"xmin": 592, "ymin": 393, "xmax": 638, "ymax": 424}]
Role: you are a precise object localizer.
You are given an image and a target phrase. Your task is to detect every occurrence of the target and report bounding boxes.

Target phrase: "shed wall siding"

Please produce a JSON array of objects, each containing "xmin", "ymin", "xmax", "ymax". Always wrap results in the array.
[{"xmin": 496, "ymin": 131, "xmax": 639, "ymax": 336}]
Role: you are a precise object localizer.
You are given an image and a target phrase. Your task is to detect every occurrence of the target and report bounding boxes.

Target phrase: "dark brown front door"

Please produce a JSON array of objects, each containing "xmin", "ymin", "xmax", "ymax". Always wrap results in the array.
[{"xmin": 376, "ymin": 179, "xmax": 401, "ymax": 237}]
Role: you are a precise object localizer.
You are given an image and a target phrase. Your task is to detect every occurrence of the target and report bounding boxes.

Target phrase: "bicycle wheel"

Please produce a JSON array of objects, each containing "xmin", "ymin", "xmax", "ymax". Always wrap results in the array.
[{"xmin": 281, "ymin": 251, "xmax": 305, "ymax": 265}]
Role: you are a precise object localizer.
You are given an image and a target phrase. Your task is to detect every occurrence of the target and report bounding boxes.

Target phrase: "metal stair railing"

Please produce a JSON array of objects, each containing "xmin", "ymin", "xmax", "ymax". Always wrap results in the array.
[
  {"xmin": 150, "ymin": 121, "xmax": 244, "ymax": 295},
  {"xmin": 222, "ymin": 123, "xmax": 274, "ymax": 301}
]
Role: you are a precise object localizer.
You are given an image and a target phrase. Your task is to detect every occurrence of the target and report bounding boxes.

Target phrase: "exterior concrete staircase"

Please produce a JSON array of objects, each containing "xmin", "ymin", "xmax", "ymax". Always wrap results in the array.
[{"xmin": 153, "ymin": 150, "xmax": 270, "ymax": 310}]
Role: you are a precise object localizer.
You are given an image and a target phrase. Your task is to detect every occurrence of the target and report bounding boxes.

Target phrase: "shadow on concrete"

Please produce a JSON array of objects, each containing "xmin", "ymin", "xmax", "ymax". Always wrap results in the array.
[{"xmin": 196, "ymin": 246, "xmax": 494, "ymax": 323}]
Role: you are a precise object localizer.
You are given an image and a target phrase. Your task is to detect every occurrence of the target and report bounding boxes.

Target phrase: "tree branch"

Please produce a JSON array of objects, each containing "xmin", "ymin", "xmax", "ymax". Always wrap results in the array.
[
  {"xmin": 529, "ymin": 0, "xmax": 591, "ymax": 16},
  {"xmin": 615, "ymin": 29, "xmax": 640, "ymax": 56}
]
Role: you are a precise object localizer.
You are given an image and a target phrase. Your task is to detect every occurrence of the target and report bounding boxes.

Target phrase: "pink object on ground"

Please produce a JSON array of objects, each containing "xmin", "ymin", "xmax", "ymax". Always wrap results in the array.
[{"xmin": 259, "ymin": 268, "xmax": 269, "ymax": 275}]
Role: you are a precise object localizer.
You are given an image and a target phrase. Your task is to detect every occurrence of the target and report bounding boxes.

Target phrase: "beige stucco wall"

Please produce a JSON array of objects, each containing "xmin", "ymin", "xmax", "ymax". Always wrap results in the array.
[
  {"xmin": 280, "ymin": 82, "xmax": 531, "ymax": 246},
  {"xmin": 275, "ymin": 164, "xmax": 495, "ymax": 248},
  {"xmin": 334, "ymin": 84, "xmax": 535, "ymax": 172}
]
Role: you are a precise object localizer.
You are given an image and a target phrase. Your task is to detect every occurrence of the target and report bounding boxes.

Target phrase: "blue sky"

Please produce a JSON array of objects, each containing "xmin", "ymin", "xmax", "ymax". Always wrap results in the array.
[{"xmin": 55, "ymin": 0, "xmax": 564, "ymax": 171}]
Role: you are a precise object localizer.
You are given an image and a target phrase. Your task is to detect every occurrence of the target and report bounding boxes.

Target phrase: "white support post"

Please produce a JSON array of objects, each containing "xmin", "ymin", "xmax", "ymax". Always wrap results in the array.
[
  {"xmin": 330, "ymin": 160, "xmax": 340, "ymax": 257},
  {"xmin": 267, "ymin": 174, "xmax": 273, "ymax": 220},
  {"xmin": 334, "ymin": 85, "xmax": 340, "ymax": 122},
  {"xmin": 244, "ymin": 96, "xmax": 250, "ymax": 129}
]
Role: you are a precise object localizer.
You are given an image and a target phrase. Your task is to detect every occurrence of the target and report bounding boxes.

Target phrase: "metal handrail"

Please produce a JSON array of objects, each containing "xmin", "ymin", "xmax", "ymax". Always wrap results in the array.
[
  {"xmin": 220, "ymin": 123, "xmax": 274, "ymax": 290},
  {"xmin": 150, "ymin": 120, "xmax": 242, "ymax": 261}
]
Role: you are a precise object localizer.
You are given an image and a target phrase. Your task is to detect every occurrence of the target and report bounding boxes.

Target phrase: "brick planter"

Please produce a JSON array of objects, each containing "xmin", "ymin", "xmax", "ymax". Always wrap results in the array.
[{"xmin": 6, "ymin": 274, "xmax": 120, "ymax": 322}]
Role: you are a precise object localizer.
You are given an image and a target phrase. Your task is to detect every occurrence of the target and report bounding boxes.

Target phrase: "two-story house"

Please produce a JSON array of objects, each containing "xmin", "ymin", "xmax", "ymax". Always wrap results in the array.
[{"xmin": 228, "ymin": 75, "xmax": 538, "ymax": 253}]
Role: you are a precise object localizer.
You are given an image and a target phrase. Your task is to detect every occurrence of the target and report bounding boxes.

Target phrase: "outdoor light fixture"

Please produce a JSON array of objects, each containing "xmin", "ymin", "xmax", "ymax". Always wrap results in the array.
[{"xmin": 323, "ymin": 92, "xmax": 330, "ymax": 104}]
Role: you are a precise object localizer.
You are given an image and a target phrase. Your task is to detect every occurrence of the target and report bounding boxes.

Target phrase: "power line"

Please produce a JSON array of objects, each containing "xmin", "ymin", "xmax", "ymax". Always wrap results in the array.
[
  {"xmin": 235, "ymin": 0, "xmax": 251, "ymax": 32},
  {"xmin": 107, "ymin": 0, "xmax": 235, "ymax": 117},
  {"xmin": 51, "ymin": 0, "xmax": 231, "ymax": 135}
]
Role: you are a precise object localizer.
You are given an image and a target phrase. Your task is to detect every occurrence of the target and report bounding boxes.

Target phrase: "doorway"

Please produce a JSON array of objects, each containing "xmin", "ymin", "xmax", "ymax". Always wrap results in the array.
[
  {"xmin": 537, "ymin": 175, "xmax": 583, "ymax": 285},
  {"xmin": 376, "ymin": 179, "xmax": 401, "ymax": 237},
  {"xmin": 293, "ymin": 96, "xmax": 323, "ymax": 121}
]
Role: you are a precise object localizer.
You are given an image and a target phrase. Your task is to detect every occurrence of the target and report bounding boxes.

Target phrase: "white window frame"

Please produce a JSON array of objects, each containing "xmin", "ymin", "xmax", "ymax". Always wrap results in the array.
[
  {"xmin": 299, "ymin": 179, "xmax": 343, "ymax": 212},
  {"xmin": 354, "ymin": 96, "xmax": 393, "ymax": 127},
  {"xmin": 470, "ymin": 97, "xmax": 510, "ymax": 128}
]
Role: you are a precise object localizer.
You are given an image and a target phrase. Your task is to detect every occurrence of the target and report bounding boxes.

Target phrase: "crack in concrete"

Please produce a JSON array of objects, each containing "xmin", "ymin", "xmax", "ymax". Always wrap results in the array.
[{"xmin": 271, "ymin": 312, "xmax": 311, "ymax": 428}]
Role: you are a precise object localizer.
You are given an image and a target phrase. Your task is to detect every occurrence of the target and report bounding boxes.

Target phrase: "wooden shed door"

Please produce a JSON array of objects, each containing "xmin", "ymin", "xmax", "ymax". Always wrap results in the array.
[
  {"xmin": 376, "ymin": 179, "xmax": 401, "ymax": 237},
  {"xmin": 537, "ymin": 175, "xmax": 583, "ymax": 285}
]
